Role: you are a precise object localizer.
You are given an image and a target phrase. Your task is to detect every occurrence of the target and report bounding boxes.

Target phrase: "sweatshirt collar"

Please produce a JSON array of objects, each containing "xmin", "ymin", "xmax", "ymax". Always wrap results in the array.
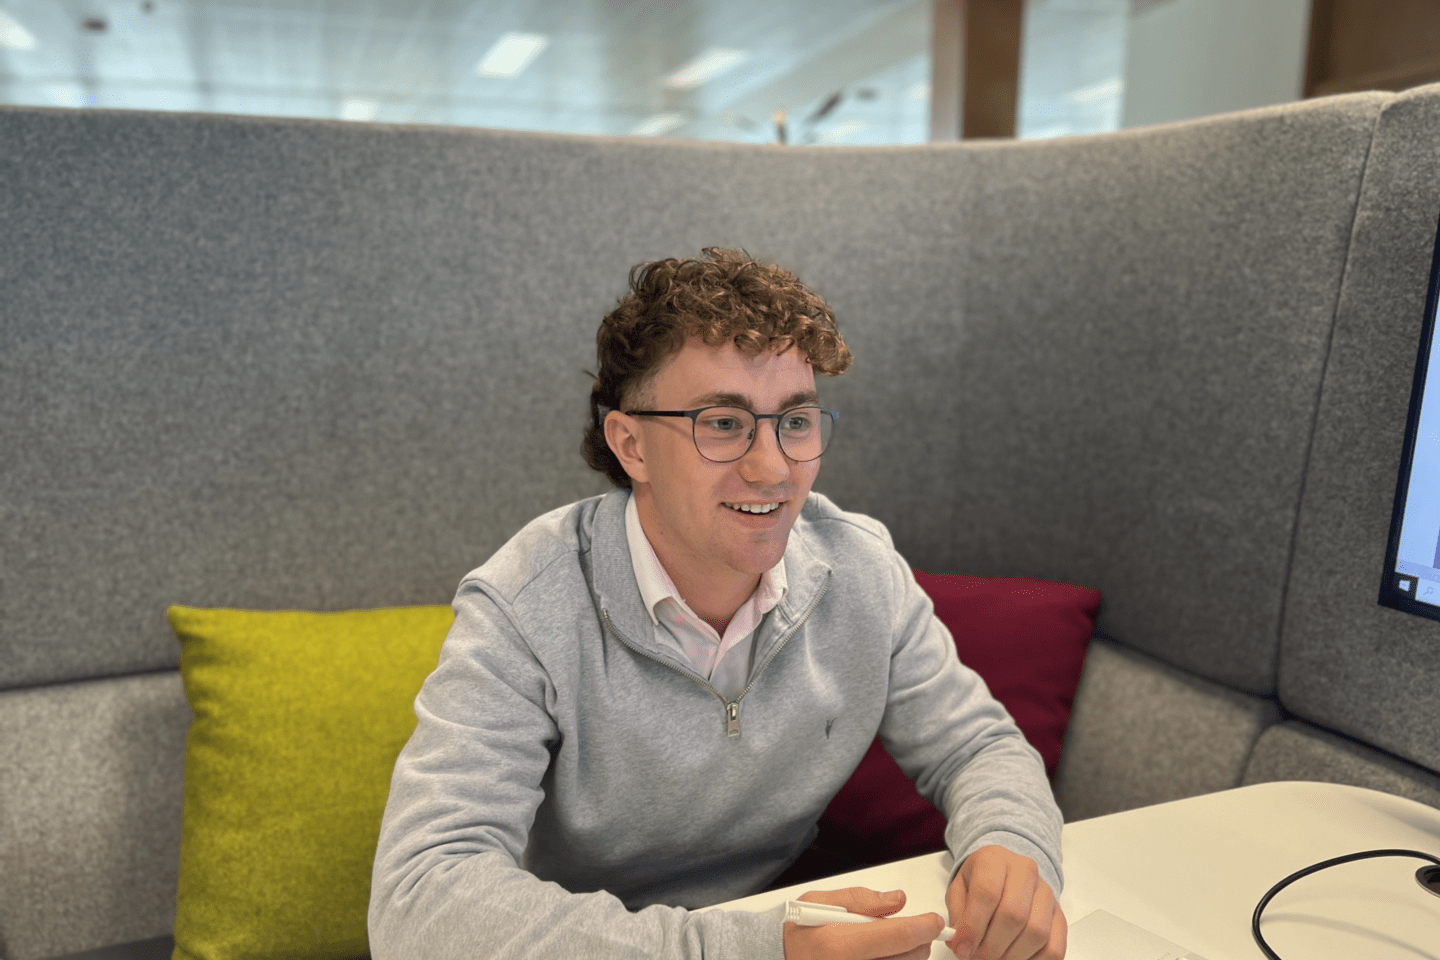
[{"xmin": 591, "ymin": 489, "xmax": 828, "ymax": 666}]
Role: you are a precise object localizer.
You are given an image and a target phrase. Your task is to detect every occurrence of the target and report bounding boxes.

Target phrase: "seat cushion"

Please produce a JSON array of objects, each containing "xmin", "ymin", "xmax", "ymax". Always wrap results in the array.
[
  {"xmin": 168, "ymin": 604, "xmax": 452, "ymax": 960},
  {"xmin": 817, "ymin": 573, "xmax": 1100, "ymax": 864}
]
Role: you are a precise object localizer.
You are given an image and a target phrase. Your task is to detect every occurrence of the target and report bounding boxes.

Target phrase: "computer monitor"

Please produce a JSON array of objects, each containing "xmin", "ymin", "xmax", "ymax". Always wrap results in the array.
[{"xmin": 1380, "ymin": 212, "xmax": 1440, "ymax": 623}]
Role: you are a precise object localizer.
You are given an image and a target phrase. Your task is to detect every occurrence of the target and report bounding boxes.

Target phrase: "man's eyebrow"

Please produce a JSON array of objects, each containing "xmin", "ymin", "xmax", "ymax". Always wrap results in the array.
[{"xmin": 687, "ymin": 390, "xmax": 820, "ymax": 410}]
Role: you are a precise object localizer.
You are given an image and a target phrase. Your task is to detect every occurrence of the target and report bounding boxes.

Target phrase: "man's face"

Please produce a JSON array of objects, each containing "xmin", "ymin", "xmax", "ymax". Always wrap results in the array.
[{"xmin": 612, "ymin": 338, "xmax": 822, "ymax": 594}]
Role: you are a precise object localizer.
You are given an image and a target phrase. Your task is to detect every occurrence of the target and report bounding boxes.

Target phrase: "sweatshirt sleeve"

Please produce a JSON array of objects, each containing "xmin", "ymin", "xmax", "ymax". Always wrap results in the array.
[
  {"xmin": 367, "ymin": 581, "xmax": 786, "ymax": 960},
  {"xmin": 872, "ymin": 544, "xmax": 1065, "ymax": 896}
]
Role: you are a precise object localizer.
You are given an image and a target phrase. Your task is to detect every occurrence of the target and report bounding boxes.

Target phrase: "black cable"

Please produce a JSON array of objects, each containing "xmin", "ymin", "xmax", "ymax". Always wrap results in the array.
[{"xmin": 1251, "ymin": 848, "xmax": 1440, "ymax": 960}]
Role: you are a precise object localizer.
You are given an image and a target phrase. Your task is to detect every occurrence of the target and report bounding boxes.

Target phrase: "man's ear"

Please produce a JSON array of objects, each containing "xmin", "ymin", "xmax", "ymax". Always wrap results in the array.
[{"xmin": 604, "ymin": 410, "xmax": 649, "ymax": 485}]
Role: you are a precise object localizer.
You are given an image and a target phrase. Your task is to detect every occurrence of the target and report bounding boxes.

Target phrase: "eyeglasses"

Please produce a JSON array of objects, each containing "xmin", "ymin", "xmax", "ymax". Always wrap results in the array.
[{"xmin": 625, "ymin": 405, "xmax": 838, "ymax": 463}]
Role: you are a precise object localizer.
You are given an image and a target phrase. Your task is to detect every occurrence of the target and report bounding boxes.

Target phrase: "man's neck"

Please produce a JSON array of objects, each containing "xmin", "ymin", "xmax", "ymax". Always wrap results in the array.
[
  {"xmin": 630, "ymin": 494, "xmax": 761, "ymax": 633},
  {"xmin": 665, "ymin": 566, "xmax": 757, "ymax": 637}
]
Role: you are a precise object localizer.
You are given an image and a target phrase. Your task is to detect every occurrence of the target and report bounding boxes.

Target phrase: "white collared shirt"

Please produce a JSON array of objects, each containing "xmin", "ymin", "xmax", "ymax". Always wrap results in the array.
[{"xmin": 624, "ymin": 493, "xmax": 786, "ymax": 700}]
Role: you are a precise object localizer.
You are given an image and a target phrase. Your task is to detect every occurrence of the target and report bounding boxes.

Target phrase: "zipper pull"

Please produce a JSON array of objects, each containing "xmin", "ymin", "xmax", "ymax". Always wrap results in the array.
[{"xmin": 726, "ymin": 701, "xmax": 741, "ymax": 738}]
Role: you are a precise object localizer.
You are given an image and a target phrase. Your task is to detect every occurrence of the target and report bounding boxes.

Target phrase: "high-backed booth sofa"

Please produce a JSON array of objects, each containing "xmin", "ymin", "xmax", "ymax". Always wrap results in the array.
[{"xmin": 5, "ymin": 81, "xmax": 1440, "ymax": 960}]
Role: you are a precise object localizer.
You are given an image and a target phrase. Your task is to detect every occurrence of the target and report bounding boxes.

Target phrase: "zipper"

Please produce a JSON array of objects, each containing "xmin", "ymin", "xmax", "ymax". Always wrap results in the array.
[
  {"xmin": 601, "ymin": 571, "xmax": 832, "ymax": 739},
  {"xmin": 731, "ymin": 569, "xmax": 835, "ymax": 713},
  {"xmin": 602, "ymin": 608, "xmax": 733, "ymax": 723}
]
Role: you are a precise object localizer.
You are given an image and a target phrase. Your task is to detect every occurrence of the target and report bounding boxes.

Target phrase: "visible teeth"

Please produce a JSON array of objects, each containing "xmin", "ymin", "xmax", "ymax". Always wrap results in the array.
[{"xmin": 728, "ymin": 502, "xmax": 780, "ymax": 514}]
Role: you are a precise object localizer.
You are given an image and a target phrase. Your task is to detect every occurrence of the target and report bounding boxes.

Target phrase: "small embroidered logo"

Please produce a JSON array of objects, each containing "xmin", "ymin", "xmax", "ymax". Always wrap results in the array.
[{"xmin": 824, "ymin": 718, "xmax": 837, "ymax": 739}]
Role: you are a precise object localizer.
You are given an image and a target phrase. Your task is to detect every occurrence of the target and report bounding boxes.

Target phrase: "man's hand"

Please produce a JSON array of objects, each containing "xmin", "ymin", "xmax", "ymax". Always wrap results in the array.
[
  {"xmin": 945, "ymin": 846, "xmax": 1065, "ymax": 960},
  {"xmin": 783, "ymin": 887, "xmax": 944, "ymax": 960}
]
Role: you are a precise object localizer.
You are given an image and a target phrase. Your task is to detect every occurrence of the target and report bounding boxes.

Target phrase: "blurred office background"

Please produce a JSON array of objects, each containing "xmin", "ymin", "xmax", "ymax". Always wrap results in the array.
[{"xmin": 0, "ymin": 0, "xmax": 1436, "ymax": 144}]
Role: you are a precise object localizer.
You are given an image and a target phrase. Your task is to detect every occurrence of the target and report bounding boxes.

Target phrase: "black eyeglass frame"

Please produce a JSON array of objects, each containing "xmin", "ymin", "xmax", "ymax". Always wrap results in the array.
[{"xmin": 624, "ymin": 405, "xmax": 839, "ymax": 463}]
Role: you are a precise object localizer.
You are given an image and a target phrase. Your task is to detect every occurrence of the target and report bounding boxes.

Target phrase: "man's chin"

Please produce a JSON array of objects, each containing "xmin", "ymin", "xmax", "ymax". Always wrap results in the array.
[
  {"xmin": 713, "ymin": 501, "xmax": 803, "ymax": 569},
  {"xmin": 728, "ymin": 535, "xmax": 793, "ymax": 576}
]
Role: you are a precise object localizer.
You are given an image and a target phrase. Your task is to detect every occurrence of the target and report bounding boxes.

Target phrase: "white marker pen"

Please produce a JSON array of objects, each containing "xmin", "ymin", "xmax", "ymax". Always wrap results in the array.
[{"xmin": 783, "ymin": 900, "xmax": 958, "ymax": 942}]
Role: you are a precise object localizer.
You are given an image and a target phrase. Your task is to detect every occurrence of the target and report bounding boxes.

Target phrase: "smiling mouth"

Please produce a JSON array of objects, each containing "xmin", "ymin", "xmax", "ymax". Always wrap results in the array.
[{"xmin": 724, "ymin": 501, "xmax": 782, "ymax": 515}]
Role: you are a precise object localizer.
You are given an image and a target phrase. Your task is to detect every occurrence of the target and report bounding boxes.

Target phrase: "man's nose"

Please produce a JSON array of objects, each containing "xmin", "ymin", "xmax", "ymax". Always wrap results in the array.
[{"xmin": 738, "ymin": 421, "xmax": 790, "ymax": 484}]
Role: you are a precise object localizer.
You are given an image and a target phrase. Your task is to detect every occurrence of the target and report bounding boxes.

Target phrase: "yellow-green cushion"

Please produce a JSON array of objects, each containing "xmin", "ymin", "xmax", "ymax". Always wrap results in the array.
[{"xmin": 168, "ymin": 604, "xmax": 453, "ymax": 960}]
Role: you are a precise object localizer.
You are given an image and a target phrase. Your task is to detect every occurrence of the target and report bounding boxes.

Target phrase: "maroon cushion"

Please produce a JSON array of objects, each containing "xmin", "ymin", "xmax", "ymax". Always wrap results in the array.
[{"xmin": 815, "ymin": 572, "xmax": 1101, "ymax": 864}]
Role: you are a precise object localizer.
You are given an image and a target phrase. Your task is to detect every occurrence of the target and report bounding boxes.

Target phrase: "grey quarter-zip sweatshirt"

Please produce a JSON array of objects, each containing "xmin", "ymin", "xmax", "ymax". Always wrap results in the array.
[{"xmin": 369, "ymin": 488, "xmax": 1063, "ymax": 960}]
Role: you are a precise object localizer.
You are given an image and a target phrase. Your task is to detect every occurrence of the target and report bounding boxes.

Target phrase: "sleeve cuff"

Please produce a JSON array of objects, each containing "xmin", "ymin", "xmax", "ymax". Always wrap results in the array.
[{"xmin": 700, "ymin": 902, "xmax": 787, "ymax": 960}]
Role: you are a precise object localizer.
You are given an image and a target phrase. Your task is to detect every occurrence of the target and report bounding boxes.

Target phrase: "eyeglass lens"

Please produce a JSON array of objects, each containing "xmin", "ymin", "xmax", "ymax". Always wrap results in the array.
[{"xmin": 692, "ymin": 406, "xmax": 834, "ymax": 463}]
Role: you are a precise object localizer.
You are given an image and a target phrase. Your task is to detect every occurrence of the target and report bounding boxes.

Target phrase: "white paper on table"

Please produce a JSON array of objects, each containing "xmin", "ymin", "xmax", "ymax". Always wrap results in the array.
[{"xmin": 1067, "ymin": 909, "xmax": 1209, "ymax": 960}]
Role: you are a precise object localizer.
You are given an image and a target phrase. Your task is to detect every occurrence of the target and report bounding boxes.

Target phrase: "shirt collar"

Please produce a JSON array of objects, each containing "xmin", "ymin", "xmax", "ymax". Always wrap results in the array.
[{"xmin": 624, "ymin": 491, "xmax": 787, "ymax": 625}]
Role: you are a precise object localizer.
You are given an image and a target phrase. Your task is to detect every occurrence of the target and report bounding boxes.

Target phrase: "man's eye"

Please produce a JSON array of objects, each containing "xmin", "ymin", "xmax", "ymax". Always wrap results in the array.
[
  {"xmin": 702, "ymin": 417, "xmax": 743, "ymax": 433},
  {"xmin": 782, "ymin": 413, "xmax": 815, "ymax": 431}
]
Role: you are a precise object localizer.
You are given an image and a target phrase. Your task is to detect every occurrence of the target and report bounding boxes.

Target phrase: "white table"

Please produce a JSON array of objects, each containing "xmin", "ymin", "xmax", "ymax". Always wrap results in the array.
[{"xmin": 713, "ymin": 782, "xmax": 1440, "ymax": 959}]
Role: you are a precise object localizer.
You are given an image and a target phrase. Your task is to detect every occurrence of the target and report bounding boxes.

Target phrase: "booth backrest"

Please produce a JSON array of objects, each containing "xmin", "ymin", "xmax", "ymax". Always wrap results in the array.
[{"xmin": 4, "ymin": 85, "xmax": 1440, "ymax": 959}]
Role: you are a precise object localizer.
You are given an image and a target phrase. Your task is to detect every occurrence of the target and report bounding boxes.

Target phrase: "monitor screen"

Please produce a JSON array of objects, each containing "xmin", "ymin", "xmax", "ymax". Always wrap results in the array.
[{"xmin": 1380, "ymin": 212, "xmax": 1440, "ymax": 623}]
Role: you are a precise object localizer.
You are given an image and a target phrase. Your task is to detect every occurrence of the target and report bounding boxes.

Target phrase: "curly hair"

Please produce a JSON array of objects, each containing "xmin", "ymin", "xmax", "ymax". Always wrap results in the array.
[{"xmin": 583, "ymin": 248, "xmax": 853, "ymax": 487}]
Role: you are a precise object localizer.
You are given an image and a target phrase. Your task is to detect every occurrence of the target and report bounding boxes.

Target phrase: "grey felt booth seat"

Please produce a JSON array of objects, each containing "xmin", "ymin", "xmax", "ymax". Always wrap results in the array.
[{"xmin": 5, "ymin": 81, "xmax": 1440, "ymax": 959}]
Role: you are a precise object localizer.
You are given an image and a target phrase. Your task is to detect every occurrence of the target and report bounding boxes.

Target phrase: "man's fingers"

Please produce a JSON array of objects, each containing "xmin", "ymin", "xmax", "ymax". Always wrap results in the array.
[
  {"xmin": 1038, "ymin": 904, "xmax": 1067, "ymax": 960},
  {"xmin": 787, "ymin": 912, "xmax": 945, "ymax": 960},
  {"xmin": 992, "ymin": 899, "xmax": 1067, "ymax": 960},
  {"xmin": 971, "ymin": 862, "xmax": 1037, "ymax": 959},
  {"xmin": 797, "ymin": 885, "xmax": 908, "ymax": 918},
  {"xmin": 944, "ymin": 868, "xmax": 968, "ymax": 934},
  {"xmin": 988, "ymin": 877, "xmax": 1052, "ymax": 960},
  {"xmin": 949, "ymin": 863, "xmax": 1004, "ymax": 957},
  {"xmin": 782, "ymin": 891, "xmax": 946, "ymax": 960}
]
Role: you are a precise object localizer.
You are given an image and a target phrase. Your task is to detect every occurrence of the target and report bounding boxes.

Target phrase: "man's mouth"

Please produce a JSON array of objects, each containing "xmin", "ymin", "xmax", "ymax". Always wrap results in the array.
[{"xmin": 724, "ymin": 501, "xmax": 783, "ymax": 515}]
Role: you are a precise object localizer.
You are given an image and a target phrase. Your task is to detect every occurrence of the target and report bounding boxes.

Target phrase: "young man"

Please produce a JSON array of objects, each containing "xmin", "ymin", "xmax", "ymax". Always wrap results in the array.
[{"xmin": 369, "ymin": 249, "xmax": 1066, "ymax": 960}]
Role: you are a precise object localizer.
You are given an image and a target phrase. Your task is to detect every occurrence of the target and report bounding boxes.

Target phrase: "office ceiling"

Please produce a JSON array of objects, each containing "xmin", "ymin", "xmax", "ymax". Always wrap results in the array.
[
  {"xmin": 0, "ymin": 0, "xmax": 1127, "ymax": 143},
  {"xmin": 0, "ymin": 0, "xmax": 934, "ymax": 144}
]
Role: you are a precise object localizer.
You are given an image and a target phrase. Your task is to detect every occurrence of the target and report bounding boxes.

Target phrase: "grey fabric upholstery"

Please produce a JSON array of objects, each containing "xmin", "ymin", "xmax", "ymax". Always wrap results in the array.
[
  {"xmin": 0, "ymin": 673, "xmax": 187, "ymax": 960},
  {"xmin": 0, "ymin": 94, "xmax": 1383, "ymax": 697},
  {"xmin": 5, "ymin": 84, "xmax": 1440, "ymax": 958},
  {"xmin": 1054, "ymin": 640, "xmax": 1280, "ymax": 822},
  {"xmin": 1242, "ymin": 721, "xmax": 1440, "ymax": 809},
  {"xmin": 37, "ymin": 940, "xmax": 173, "ymax": 960},
  {"xmin": 1279, "ymin": 85, "xmax": 1440, "ymax": 775}
]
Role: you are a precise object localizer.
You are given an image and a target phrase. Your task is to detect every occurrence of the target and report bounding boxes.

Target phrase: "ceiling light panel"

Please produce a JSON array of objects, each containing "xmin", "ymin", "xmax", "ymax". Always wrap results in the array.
[
  {"xmin": 815, "ymin": 117, "xmax": 869, "ymax": 144},
  {"xmin": 477, "ymin": 32, "xmax": 550, "ymax": 79},
  {"xmin": 630, "ymin": 112, "xmax": 686, "ymax": 137},
  {"xmin": 0, "ymin": 10, "xmax": 37, "ymax": 50},
  {"xmin": 663, "ymin": 48, "xmax": 747, "ymax": 90},
  {"xmin": 340, "ymin": 98, "xmax": 379, "ymax": 121},
  {"xmin": 1066, "ymin": 78, "xmax": 1124, "ymax": 105}
]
